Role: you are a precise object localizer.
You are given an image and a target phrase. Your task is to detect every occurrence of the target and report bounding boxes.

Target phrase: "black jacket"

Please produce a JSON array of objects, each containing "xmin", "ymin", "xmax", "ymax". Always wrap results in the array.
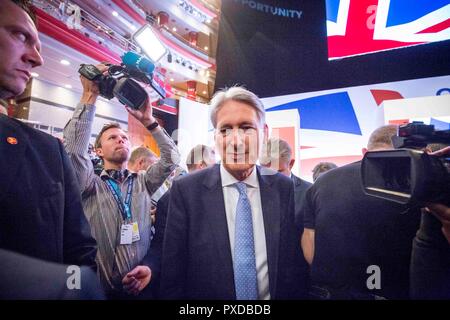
[{"xmin": 0, "ymin": 114, "xmax": 97, "ymax": 269}]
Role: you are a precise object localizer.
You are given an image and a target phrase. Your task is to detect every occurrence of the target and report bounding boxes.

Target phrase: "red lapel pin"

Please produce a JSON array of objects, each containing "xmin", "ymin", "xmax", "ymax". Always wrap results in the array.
[{"xmin": 7, "ymin": 137, "xmax": 18, "ymax": 145}]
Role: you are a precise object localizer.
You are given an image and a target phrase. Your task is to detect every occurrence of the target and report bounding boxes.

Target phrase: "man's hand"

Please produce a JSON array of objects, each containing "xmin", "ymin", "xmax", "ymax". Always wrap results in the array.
[
  {"xmin": 150, "ymin": 206, "xmax": 156, "ymax": 224},
  {"xmin": 126, "ymin": 99, "xmax": 157, "ymax": 129},
  {"xmin": 122, "ymin": 265, "xmax": 152, "ymax": 296},
  {"xmin": 425, "ymin": 203, "xmax": 450, "ymax": 245},
  {"xmin": 80, "ymin": 64, "xmax": 109, "ymax": 105}
]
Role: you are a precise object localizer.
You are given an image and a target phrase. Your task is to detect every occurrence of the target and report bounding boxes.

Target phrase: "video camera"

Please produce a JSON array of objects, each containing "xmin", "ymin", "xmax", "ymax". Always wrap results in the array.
[
  {"xmin": 78, "ymin": 51, "xmax": 166, "ymax": 110},
  {"xmin": 361, "ymin": 122, "xmax": 450, "ymax": 207}
]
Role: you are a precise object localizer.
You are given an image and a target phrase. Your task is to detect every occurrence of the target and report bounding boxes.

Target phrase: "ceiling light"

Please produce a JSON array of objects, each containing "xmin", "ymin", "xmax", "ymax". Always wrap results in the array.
[
  {"xmin": 206, "ymin": 19, "xmax": 211, "ymax": 23},
  {"xmin": 31, "ymin": 72, "xmax": 39, "ymax": 77},
  {"xmin": 202, "ymin": 91, "xmax": 207, "ymax": 95},
  {"xmin": 65, "ymin": 84, "xmax": 72, "ymax": 89},
  {"xmin": 60, "ymin": 59, "xmax": 70, "ymax": 66},
  {"xmin": 170, "ymin": 78, "xmax": 174, "ymax": 82},
  {"xmin": 172, "ymin": 27, "xmax": 177, "ymax": 32},
  {"xmin": 204, "ymin": 46, "xmax": 208, "ymax": 50},
  {"xmin": 112, "ymin": 11, "xmax": 119, "ymax": 17}
]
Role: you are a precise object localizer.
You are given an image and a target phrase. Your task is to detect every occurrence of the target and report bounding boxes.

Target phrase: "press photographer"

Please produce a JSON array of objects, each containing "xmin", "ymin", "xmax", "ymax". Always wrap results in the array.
[
  {"xmin": 361, "ymin": 122, "xmax": 450, "ymax": 299},
  {"xmin": 63, "ymin": 57, "xmax": 180, "ymax": 298}
]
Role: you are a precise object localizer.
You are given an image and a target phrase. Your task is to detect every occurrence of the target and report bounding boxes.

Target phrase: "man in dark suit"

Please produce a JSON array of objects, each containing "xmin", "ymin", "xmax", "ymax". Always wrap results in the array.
[
  {"xmin": 160, "ymin": 87, "xmax": 307, "ymax": 300},
  {"xmin": 260, "ymin": 137, "xmax": 312, "ymax": 232},
  {"xmin": 0, "ymin": 0, "xmax": 97, "ymax": 283}
]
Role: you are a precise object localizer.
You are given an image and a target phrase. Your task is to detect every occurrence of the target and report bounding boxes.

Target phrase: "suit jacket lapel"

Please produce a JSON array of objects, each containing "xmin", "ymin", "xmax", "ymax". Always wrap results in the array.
[
  {"xmin": 257, "ymin": 166, "xmax": 280, "ymax": 298},
  {"xmin": 291, "ymin": 174, "xmax": 300, "ymax": 188},
  {"xmin": 202, "ymin": 164, "xmax": 235, "ymax": 298},
  {"xmin": 0, "ymin": 115, "xmax": 29, "ymax": 202}
]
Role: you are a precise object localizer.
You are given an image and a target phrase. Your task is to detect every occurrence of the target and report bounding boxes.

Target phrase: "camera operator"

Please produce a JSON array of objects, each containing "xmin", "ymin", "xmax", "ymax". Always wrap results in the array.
[
  {"xmin": 63, "ymin": 64, "xmax": 180, "ymax": 299},
  {"xmin": 410, "ymin": 146, "xmax": 450, "ymax": 299},
  {"xmin": 301, "ymin": 125, "xmax": 422, "ymax": 299}
]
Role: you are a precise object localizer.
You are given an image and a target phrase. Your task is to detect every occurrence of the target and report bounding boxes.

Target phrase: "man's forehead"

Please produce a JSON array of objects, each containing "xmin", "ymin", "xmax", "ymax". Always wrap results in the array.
[
  {"xmin": 1, "ymin": 1, "xmax": 41, "ymax": 47},
  {"xmin": 1, "ymin": 0, "xmax": 35, "ymax": 25},
  {"xmin": 103, "ymin": 127, "xmax": 127, "ymax": 136},
  {"xmin": 217, "ymin": 119, "xmax": 258, "ymax": 127}
]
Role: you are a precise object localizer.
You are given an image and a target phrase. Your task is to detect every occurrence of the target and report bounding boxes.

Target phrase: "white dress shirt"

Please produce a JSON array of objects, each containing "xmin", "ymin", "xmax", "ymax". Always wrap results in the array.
[{"xmin": 220, "ymin": 164, "xmax": 270, "ymax": 300}]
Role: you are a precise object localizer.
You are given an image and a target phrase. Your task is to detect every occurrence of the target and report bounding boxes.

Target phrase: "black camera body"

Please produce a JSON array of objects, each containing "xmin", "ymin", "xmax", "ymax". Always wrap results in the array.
[
  {"xmin": 79, "ymin": 64, "xmax": 150, "ymax": 110},
  {"xmin": 361, "ymin": 122, "xmax": 450, "ymax": 207}
]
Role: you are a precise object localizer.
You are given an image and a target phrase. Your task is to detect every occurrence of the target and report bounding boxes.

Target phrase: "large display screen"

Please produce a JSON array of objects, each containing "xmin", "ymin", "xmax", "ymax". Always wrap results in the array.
[
  {"xmin": 326, "ymin": 0, "xmax": 450, "ymax": 60},
  {"xmin": 215, "ymin": 0, "xmax": 450, "ymax": 98}
]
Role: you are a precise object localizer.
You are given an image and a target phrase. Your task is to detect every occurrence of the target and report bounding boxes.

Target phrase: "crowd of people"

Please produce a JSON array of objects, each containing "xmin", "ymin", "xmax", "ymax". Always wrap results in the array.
[{"xmin": 0, "ymin": 0, "xmax": 449, "ymax": 300}]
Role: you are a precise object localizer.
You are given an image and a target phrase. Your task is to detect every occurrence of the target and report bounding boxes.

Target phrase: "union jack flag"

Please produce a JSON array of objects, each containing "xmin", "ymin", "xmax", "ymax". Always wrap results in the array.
[{"xmin": 326, "ymin": 0, "xmax": 450, "ymax": 60}]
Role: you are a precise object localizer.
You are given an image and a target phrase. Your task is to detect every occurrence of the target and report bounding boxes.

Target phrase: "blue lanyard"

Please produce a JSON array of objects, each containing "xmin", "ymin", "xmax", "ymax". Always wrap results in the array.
[{"xmin": 105, "ymin": 176, "xmax": 134, "ymax": 221}]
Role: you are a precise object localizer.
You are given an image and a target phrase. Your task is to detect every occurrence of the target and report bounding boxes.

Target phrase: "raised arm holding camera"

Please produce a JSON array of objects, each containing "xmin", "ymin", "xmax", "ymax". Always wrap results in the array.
[{"xmin": 63, "ymin": 63, "xmax": 180, "ymax": 299}]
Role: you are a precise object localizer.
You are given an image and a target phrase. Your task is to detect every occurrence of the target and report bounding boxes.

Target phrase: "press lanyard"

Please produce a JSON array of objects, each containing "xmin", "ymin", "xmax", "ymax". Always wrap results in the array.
[{"xmin": 105, "ymin": 176, "xmax": 134, "ymax": 222}]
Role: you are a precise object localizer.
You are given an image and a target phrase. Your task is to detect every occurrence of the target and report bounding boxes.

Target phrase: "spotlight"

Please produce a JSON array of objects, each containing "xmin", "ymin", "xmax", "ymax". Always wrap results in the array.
[
  {"xmin": 167, "ymin": 53, "xmax": 173, "ymax": 63},
  {"xmin": 133, "ymin": 24, "xmax": 168, "ymax": 63}
]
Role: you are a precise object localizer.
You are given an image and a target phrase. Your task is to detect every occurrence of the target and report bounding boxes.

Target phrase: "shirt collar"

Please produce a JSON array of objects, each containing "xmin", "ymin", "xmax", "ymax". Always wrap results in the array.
[
  {"xmin": 220, "ymin": 163, "xmax": 259, "ymax": 189},
  {"xmin": 100, "ymin": 168, "xmax": 136, "ymax": 182}
]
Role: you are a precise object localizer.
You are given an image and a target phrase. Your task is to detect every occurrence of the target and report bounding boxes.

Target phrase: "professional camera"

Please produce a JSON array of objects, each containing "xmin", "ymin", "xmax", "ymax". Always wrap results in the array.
[
  {"xmin": 361, "ymin": 122, "xmax": 450, "ymax": 207},
  {"xmin": 78, "ymin": 51, "xmax": 166, "ymax": 110}
]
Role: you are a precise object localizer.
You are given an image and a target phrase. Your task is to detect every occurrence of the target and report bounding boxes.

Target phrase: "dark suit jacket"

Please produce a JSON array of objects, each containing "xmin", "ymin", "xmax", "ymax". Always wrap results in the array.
[
  {"xmin": 0, "ymin": 114, "xmax": 97, "ymax": 269},
  {"xmin": 160, "ymin": 164, "xmax": 308, "ymax": 300},
  {"xmin": 143, "ymin": 190, "xmax": 170, "ymax": 298},
  {"xmin": 0, "ymin": 249, "xmax": 104, "ymax": 300},
  {"xmin": 291, "ymin": 174, "xmax": 312, "ymax": 232}
]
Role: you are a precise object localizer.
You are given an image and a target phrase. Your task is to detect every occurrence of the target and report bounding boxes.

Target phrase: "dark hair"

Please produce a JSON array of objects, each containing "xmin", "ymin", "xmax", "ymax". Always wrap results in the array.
[
  {"xmin": 94, "ymin": 123, "xmax": 122, "ymax": 149},
  {"xmin": 312, "ymin": 162, "xmax": 338, "ymax": 182},
  {"xmin": 11, "ymin": 0, "xmax": 37, "ymax": 24}
]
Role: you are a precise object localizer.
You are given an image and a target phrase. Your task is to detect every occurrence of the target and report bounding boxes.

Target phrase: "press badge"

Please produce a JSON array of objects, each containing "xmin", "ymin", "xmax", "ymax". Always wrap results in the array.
[
  {"xmin": 120, "ymin": 224, "xmax": 133, "ymax": 245},
  {"xmin": 132, "ymin": 222, "xmax": 140, "ymax": 242}
]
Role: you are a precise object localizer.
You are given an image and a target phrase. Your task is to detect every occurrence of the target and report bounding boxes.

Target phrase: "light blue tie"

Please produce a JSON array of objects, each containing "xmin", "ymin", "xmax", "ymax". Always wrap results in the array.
[{"xmin": 233, "ymin": 182, "xmax": 258, "ymax": 300}]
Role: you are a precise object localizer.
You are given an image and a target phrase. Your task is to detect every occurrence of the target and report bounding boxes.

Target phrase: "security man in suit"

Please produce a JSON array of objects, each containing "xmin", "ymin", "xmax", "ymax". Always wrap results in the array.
[{"xmin": 0, "ymin": 0, "xmax": 97, "ymax": 295}]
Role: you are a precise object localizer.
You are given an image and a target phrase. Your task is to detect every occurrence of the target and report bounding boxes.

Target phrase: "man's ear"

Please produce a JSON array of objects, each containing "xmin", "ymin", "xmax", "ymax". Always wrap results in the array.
[
  {"xmin": 263, "ymin": 124, "xmax": 269, "ymax": 141},
  {"xmin": 362, "ymin": 147, "xmax": 368, "ymax": 156},
  {"xmin": 289, "ymin": 158, "xmax": 295, "ymax": 170},
  {"xmin": 96, "ymin": 147, "xmax": 104, "ymax": 158}
]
